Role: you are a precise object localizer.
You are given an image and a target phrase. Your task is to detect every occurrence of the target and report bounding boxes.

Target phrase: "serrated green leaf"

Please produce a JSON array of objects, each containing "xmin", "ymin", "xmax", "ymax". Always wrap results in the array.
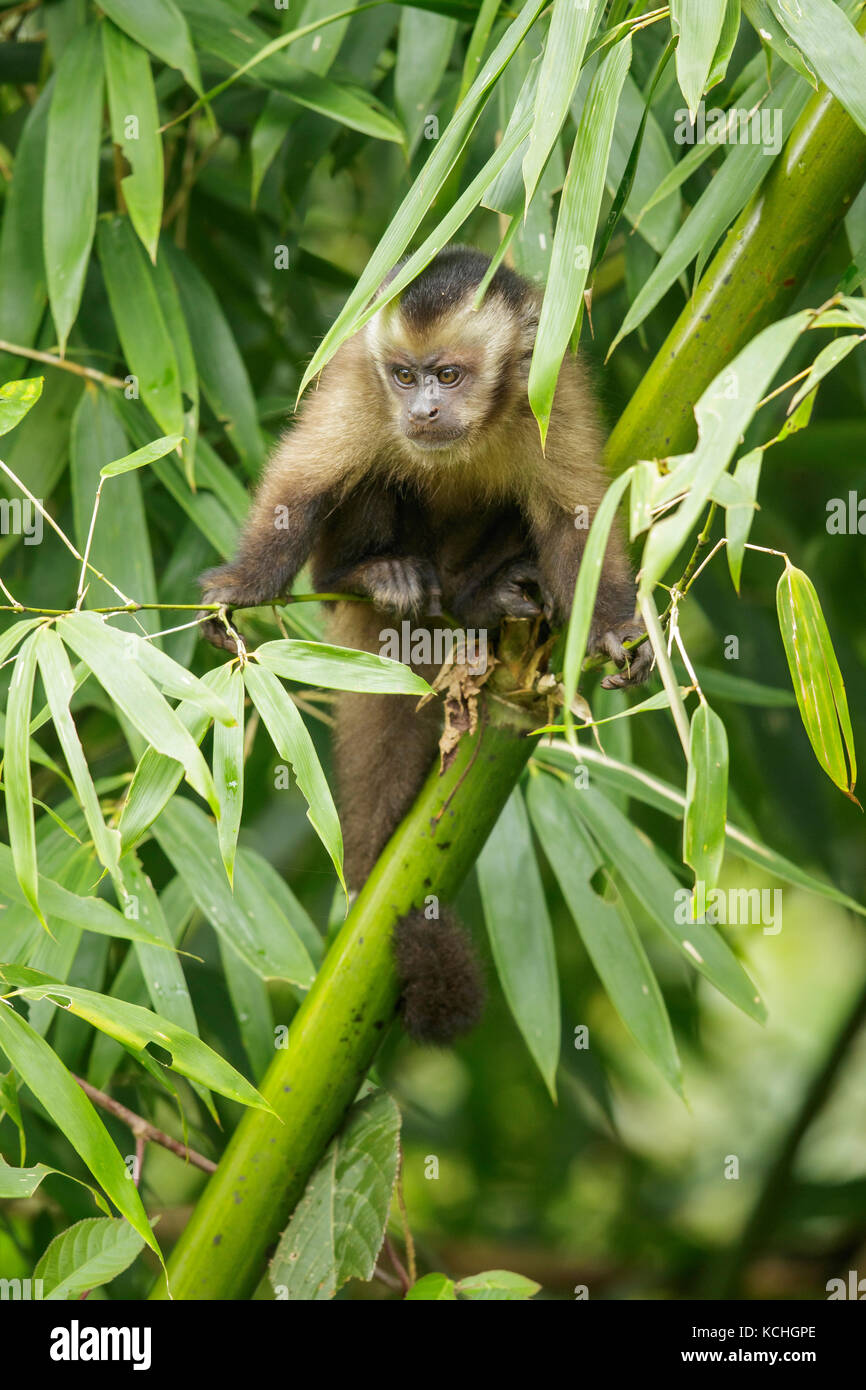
[
  {"xmin": 34, "ymin": 1217, "xmax": 145, "ymax": 1300},
  {"xmin": 455, "ymin": 1268, "xmax": 541, "ymax": 1300}
]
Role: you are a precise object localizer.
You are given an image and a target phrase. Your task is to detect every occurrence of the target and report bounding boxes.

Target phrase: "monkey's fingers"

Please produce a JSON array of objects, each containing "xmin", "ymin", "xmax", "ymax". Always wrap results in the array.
[{"xmin": 598, "ymin": 630, "xmax": 654, "ymax": 689}]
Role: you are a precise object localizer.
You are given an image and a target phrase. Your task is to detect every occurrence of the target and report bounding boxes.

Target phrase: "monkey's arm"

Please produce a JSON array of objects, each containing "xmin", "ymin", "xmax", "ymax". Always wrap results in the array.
[{"xmin": 529, "ymin": 503, "xmax": 653, "ymax": 688}]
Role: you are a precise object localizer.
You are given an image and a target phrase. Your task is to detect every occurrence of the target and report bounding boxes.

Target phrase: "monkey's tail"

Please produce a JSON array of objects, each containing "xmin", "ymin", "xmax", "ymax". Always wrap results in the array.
[{"xmin": 393, "ymin": 907, "xmax": 485, "ymax": 1046}]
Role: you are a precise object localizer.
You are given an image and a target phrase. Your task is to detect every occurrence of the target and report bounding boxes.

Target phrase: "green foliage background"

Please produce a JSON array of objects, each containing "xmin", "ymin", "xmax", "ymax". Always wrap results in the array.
[{"xmin": 0, "ymin": 0, "xmax": 865, "ymax": 1300}]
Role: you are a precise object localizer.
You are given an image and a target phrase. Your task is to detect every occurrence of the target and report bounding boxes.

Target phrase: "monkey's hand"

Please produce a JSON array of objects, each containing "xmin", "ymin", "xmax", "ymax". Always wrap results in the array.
[
  {"xmin": 592, "ymin": 619, "xmax": 654, "ymax": 689},
  {"xmin": 454, "ymin": 558, "xmax": 545, "ymax": 626},
  {"xmin": 341, "ymin": 556, "xmax": 442, "ymax": 617}
]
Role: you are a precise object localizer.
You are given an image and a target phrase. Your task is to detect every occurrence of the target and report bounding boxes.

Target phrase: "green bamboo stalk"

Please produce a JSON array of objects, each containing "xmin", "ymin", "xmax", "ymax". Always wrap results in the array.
[
  {"xmin": 150, "ymin": 692, "xmax": 538, "ymax": 1300},
  {"xmin": 604, "ymin": 42, "xmax": 866, "ymax": 474}
]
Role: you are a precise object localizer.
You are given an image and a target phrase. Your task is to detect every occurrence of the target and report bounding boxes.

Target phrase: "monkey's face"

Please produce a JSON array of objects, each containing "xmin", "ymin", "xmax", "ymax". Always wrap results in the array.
[{"xmin": 386, "ymin": 356, "xmax": 473, "ymax": 450}]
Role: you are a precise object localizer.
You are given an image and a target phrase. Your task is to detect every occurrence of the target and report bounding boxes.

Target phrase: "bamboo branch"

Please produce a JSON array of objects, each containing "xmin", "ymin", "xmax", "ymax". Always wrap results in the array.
[{"xmin": 73, "ymin": 1075, "xmax": 217, "ymax": 1174}]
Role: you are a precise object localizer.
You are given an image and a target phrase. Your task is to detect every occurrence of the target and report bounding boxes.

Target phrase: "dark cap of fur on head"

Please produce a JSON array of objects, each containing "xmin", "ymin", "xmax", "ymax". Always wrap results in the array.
[
  {"xmin": 393, "ymin": 906, "xmax": 485, "ymax": 1045},
  {"xmin": 395, "ymin": 245, "xmax": 532, "ymax": 333}
]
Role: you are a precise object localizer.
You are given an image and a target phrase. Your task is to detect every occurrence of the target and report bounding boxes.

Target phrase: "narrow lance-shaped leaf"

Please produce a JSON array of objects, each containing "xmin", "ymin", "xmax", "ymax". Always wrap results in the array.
[
  {"xmin": 726, "ymin": 447, "xmax": 762, "ymax": 592},
  {"xmin": 43, "ymin": 25, "xmax": 104, "ymax": 353},
  {"xmin": 527, "ymin": 772, "xmax": 682, "ymax": 1093},
  {"xmin": 0, "ymin": 86, "xmax": 50, "ymax": 381},
  {"xmin": 97, "ymin": 215, "xmax": 185, "ymax": 440},
  {"xmin": 1, "ymin": 964, "xmax": 271, "ymax": 1110},
  {"xmin": 522, "ymin": 0, "xmax": 601, "ymax": 212},
  {"xmin": 213, "ymin": 665, "xmax": 245, "ymax": 886},
  {"xmin": 35, "ymin": 627, "xmax": 122, "ymax": 880},
  {"xmin": 477, "ymin": 789, "xmax": 560, "ymax": 1100},
  {"xmin": 99, "ymin": 0, "xmax": 202, "ymax": 95},
  {"xmin": 574, "ymin": 786, "xmax": 766, "ymax": 1023},
  {"xmin": 151, "ymin": 798, "xmax": 316, "ymax": 985},
  {"xmin": 529, "ymin": 35, "xmax": 632, "ymax": 441},
  {"xmin": 100, "ymin": 433, "xmax": 184, "ymax": 478},
  {"xmin": 0, "ymin": 1001, "xmax": 159, "ymax": 1255},
  {"xmin": 244, "ymin": 660, "xmax": 345, "ymax": 890},
  {"xmin": 56, "ymin": 612, "xmax": 219, "ymax": 815},
  {"xmin": 671, "ymin": 0, "xmax": 727, "ymax": 117},
  {"xmin": 255, "ymin": 639, "xmax": 430, "ymax": 694},
  {"xmin": 683, "ymin": 701, "xmax": 729, "ymax": 904},
  {"xmin": 638, "ymin": 309, "xmax": 813, "ymax": 595},
  {"xmin": 776, "ymin": 562, "xmax": 858, "ymax": 803},
  {"xmin": 561, "ymin": 468, "xmax": 633, "ymax": 729},
  {"xmin": 297, "ymin": 0, "xmax": 548, "ymax": 394},
  {"xmin": 103, "ymin": 21, "xmax": 164, "ymax": 262},
  {"xmin": 768, "ymin": 0, "xmax": 866, "ymax": 136},
  {"xmin": 5, "ymin": 630, "xmax": 44, "ymax": 926}
]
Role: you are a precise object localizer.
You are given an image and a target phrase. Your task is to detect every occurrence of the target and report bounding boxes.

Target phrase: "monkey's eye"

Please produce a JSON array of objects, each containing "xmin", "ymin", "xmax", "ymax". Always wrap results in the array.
[
  {"xmin": 393, "ymin": 367, "xmax": 415, "ymax": 388},
  {"xmin": 437, "ymin": 366, "xmax": 462, "ymax": 386}
]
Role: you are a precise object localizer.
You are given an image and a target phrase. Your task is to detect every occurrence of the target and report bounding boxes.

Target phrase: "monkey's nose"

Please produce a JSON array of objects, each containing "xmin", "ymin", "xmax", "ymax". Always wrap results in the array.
[{"xmin": 410, "ymin": 403, "xmax": 439, "ymax": 422}]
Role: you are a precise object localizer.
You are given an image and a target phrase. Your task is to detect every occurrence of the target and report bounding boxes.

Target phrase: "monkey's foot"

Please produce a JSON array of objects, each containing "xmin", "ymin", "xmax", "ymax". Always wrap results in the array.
[
  {"xmin": 595, "ymin": 620, "xmax": 654, "ymax": 689},
  {"xmin": 344, "ymin": 555, "xmax": 441, "ymax": 616}
]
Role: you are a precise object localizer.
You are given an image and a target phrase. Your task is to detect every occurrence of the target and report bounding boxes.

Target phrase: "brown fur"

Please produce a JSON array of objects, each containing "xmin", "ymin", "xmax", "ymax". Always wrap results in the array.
[{"xmin": 200, "ymin": 245, "xmax": 651, "ymax": 1044}]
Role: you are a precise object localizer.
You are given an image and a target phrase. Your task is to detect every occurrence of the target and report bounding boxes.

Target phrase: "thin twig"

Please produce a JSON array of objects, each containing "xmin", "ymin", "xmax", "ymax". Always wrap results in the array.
[
  {"xmin": 0, "ymin": 339, "xmax": 125, "ymax": 388},
  {"xmin": 383, "ymin": 1233, "xmax": 411, "ymax": 1294},
  {"xmin": 73, "ymin": 1074, "xmax": 217, "ymax": 1174}
]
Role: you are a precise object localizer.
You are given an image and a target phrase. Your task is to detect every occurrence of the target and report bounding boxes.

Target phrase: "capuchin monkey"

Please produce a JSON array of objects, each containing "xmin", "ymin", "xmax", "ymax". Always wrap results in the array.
[{"xmin": 199, "ymin": 245, "xmax": 652, "ymax": 1045}]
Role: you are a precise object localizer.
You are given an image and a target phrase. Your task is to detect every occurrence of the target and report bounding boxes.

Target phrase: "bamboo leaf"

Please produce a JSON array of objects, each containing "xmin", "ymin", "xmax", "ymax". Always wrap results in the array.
[
  {"xmin": 683, "ymin": 701, "xmax": 729, "ymax": 894},
  {"xmin": 43, "ymin": 24, "xmax": 104, "ymax": 353},
  {"xmin": 477, "ymin": 790, "xmax": 560, "ymax": 1100},
  {"xmin": 97, "ymin": 215, "xmax": 184, "ymax": 440},
  {"xmin": 0, "ymin": 1001, "xmax": 159, "ymax": 1254},
  {"xmin": 117, "ymin": 697, "xmax": 213, "ymax": 852},
  {"xmin": 255, "ymin": 639, "xmax": 431, "ymax": 694},
  {"xmin": 776, "ymin": 562, "xmax": 858, "ymax": 801},
  {"xmin": 162, "ymin": 241, "xmax": 265, "ymax": 476},
  {"xmin": 561, "ymin": 468, "xmax": 634, "ymax": 722},
  {"xmin": 528, "ymin": 35, "xmax": 632, "ymax": 440},
  {"xmin": 726, "ymin": 446, "xmax": 762, "ymax": 592},
  {"xmin": 56, "ymin": 613, "xmax": 219, "ymax": 815},
  {"xmin": 151, "ymin": 798, "xmax": 316, "ymax": 984},
  {"xmin": 573, "ymin": 786, "xmax": 766, "ymax": 1022},
  {"xmin": 522, "ymin": 0, "xmax": 600, "ymax": 212},
  {"xmin": 743, "ymin": 0, "xmax": 817, "ymax": 85},
  {"xmin": 671, "ymin": 0, "xmax": 728, "ymax": 117},
  {"xmin": 34, "ymin": 1217, "xmax": 145, "ymax": 1301},
  {"xmin": 1, "ymin": 964, "xmax": 270, "ymax": 1109},
  {"xmin": 0, "ymin": 842, "xmax": 172, "ymax": 948},
  {"xmin": 213, "ymin": 665, "xmax": 245, "ymax": 886},
  {"xmin": 99, "ymin": 433, "xmax": 183, "ymax": 478},
  {"xmin": 35, "ymin": 627, "xmax": 122, "ymax": 880},
  {"xmin": 0, "ymin": 85, "xmax": 50, "ymax": 381},
  {"xmin": 768, "ymin": 0, "xmax": 866, "ymax": 135},
  {"xmin": 527, "ymin": 772, "xmax": 682, "ymax": 1093},
  {"xmin": 244, "ymin": 661, "xmax": 345, "ymax": 889},
  {"xmin": 788, "ymin": 333, "xmax": 864, "ymax": 414},
  {"xmin": 103, "ymin": 22, "xmax": 164, "ymax": 262},
  {"xmin": 298, "ymin": 0, "xmax": 548, "ymax": 394},
  {"xmin": 99, "ymin": 0, "xmax": 202, "ymax": 95},
  {"xmin": 5, "ymin": 631, "xmax": 43, "ymax": 925}
]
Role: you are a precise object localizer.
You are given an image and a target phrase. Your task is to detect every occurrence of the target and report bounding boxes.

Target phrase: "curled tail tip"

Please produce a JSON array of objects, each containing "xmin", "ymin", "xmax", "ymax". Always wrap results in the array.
[{"xmin": 393, "ymin": 908, "xmax": 485, "ymax": 1046}]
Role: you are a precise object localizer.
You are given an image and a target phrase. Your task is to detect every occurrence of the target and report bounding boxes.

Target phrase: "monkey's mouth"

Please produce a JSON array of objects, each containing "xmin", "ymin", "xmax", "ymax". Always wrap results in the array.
[{"xmin": 405, "ymin": 427, "xmax": 465, "ymax": 450}]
